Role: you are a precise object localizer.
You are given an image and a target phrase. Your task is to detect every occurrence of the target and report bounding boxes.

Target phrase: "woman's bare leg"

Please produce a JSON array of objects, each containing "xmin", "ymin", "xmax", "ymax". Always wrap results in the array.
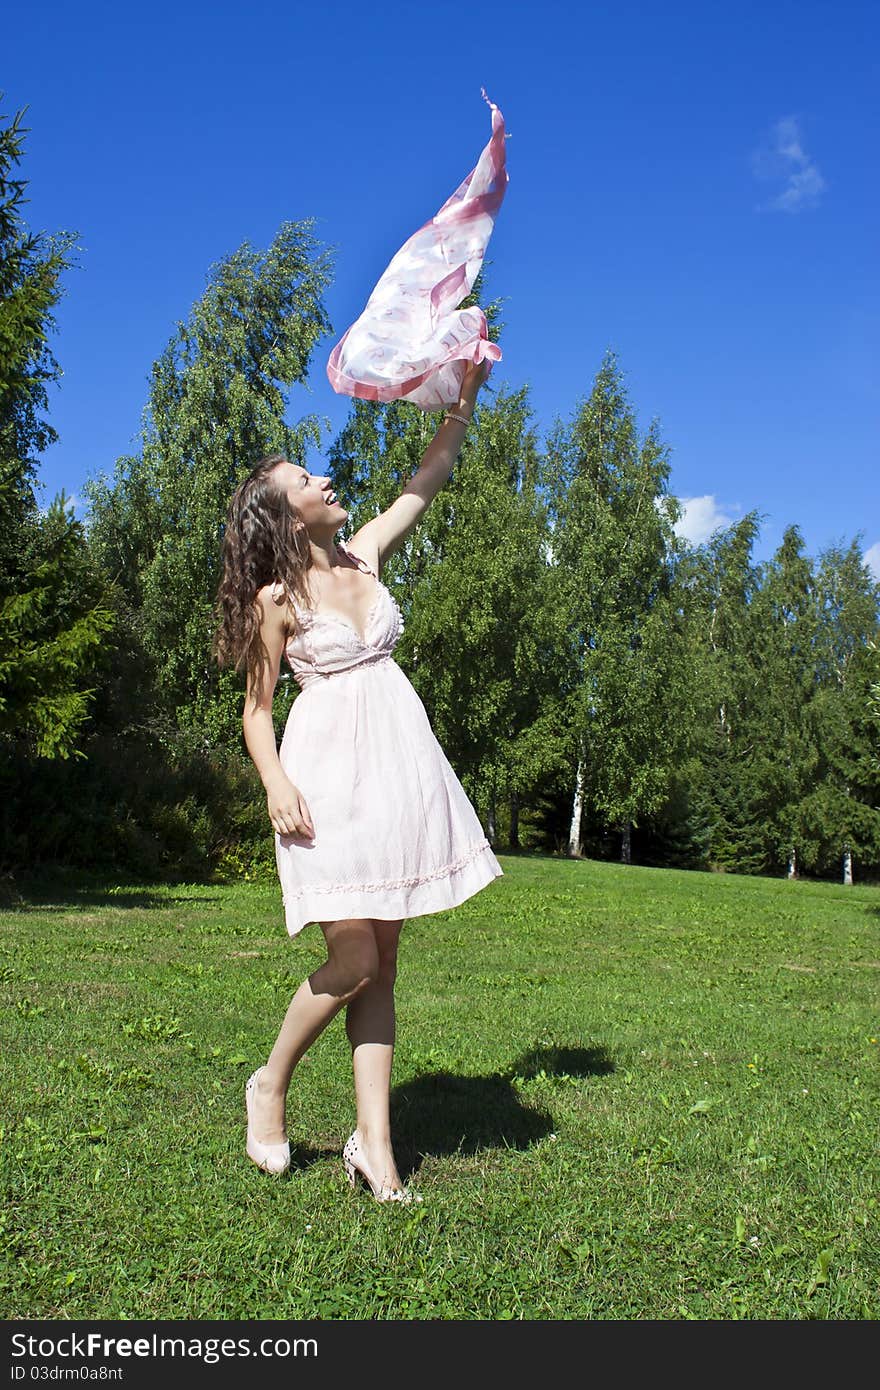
[
  {"xmin": 345, "ymin": 919, "xmax": 404, "ymax": 1189},
  {"xmin": 249, "ymin": 918, "xmax": 379, "ymax": 1145}
]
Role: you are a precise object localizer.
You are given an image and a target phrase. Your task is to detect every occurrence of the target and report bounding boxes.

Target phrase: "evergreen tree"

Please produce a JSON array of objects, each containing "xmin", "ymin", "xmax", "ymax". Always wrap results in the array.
[
  {"xmin": 0, "ymin": 492, "xmax": 116, "ymax": 757},
  {"xmin": 753, "ymin": 527, "xmax": 821, "ymax": 876},
  {"xmin": 799, "ymin": 541, "xmax": 880, "ymax": 880},
  {"xmin": 0, "ymin": 98, "xmax": 117, "ymax": 761},
  {"xmin": 546, "ymin": 351, "xmax": 693, "ymax": 862},
  {"xmin": 685, "ymin": 514, "xmax": 769, "ymax": 872},
  {"xmin": 0, "ymin": 97, "xmax": 77, "ymax": 590},
  {"xmin": 686, "ymin": 523, "xmax": 880, "ymax": 881}
]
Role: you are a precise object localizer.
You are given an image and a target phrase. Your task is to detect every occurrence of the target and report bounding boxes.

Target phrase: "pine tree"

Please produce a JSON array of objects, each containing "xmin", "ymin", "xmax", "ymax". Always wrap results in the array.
[
  {"xmin": 0, "ymin": 97, "xmax": 76, "ymax": 590},
  {"xmin": 753, "ymin": 527, "xmax": 821, "ymax": 876},
  {"xmin": 0, "ymin": 98, "xmax": 116, "ymax": 761},
  {"xmin": 0, "ymin": 492, "xmax": 116, "ymax": 757},
  {"xmin": 799, "ymin": 542, "xmax": 880, "ymax": 880},
  {"xmin": 685, "ymin": 514, "xmax": 770, "ymax": 872},
  {"xmin": 546, "ymin": 351, "xmax": 693, "ymax": 862}
]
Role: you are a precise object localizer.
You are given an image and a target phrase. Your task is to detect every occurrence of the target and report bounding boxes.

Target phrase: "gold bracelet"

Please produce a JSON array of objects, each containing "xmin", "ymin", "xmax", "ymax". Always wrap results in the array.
[{"xmin": 444, "ymin": 410, "xmax": 472, "ymax": 426}]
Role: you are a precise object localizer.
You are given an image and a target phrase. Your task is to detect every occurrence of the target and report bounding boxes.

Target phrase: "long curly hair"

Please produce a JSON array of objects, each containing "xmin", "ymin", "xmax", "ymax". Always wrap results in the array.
[{"xmin": 211, "ymin": 454, "xmax": 316, "ymax": 710}]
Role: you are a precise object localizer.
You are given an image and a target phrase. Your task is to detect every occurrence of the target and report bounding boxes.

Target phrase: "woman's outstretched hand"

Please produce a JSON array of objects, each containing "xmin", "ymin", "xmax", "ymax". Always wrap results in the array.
[
  {"xmin": 266, "ymin": 772, "xmax": 315, "ymax": 841},
  {"xmin": 460, "ymin": 358, "xmax": 492, "ymax": 403}
]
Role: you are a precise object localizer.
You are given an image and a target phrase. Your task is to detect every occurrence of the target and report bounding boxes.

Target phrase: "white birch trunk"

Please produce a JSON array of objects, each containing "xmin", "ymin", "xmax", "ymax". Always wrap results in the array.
[
  {"xmin": 509, "ymin": 790, "xmax": 520, "ymax": 850},
  {"xmin": 568, "ymin": 756, "xmax": 585, "ymax": 858},
  {"xmin": 621, "ymin": 823, "xmax": 632, "ymax": 865},
  {"xmin": 787, "ymin": 848, "xmax": 797, "ymax": 879},
  {"xmin": 843, "ymin": 849, "xmax": 853, "ymax": 886}
]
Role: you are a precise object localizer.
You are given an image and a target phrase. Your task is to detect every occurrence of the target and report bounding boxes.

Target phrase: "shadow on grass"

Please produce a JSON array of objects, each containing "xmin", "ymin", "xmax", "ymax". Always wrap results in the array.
[
  {"xmin": 0, "ymin": 870, "xmax": 222, "ymax": 913},
  {"xmin": 398, "ymin": 1043, "xmax": 614, "ymax": 1178},
  {"xmin": 286, "ymin": 1044, "xmax": 614, "ymax": 1180}
]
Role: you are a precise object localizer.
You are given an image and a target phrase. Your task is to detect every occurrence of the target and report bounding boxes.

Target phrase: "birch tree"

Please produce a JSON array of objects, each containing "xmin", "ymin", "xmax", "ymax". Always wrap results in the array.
[{"xmin": 84, "ymin": 221, "xmax": 334, "ymax": 747}]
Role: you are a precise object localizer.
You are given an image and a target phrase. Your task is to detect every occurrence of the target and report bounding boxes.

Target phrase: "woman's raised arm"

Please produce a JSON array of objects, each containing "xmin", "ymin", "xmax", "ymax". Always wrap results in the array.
[{"xmin": 349, "ymin": 359, "xmax": 492, "ymax": 567}]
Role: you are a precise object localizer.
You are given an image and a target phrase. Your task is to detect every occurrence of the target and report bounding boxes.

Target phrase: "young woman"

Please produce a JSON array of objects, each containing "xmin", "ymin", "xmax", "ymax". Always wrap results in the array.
[{"xmin": 213, "ymin": 359, "xmax": 503, "ymax": 1203}]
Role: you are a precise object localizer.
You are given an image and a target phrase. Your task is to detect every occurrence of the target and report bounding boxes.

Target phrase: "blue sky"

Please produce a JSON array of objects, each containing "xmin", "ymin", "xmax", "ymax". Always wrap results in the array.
[{"xmin": 5, "ymin": 0, "xmax": 879, "ymax": 572}]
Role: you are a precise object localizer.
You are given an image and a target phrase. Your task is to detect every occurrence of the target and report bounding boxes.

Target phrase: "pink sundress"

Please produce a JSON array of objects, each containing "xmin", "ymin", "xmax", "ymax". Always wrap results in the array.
[{"xmin": 272, "ymin": 541, "xmax": 503, "ymax": 937}]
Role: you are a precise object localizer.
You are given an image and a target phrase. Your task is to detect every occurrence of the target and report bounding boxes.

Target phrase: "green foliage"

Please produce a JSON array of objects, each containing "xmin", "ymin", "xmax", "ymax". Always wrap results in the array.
[
  {"xmin": 0, "ymin": 97, "xmax": 78, "ymax": 589},
  {"xmin": 0, "ymin": 493, "xmax": 117, "ymax": 758},
  {"xmin": 0, "ymin": 728, "xmax": 274, "ymax": 878},
  {"xmin": 685, "ymin": 522, "xmax": 880, "ymax": 879},
  {"xmin": 752, "ymin": 526, "xmax": 822, "ymax": 867},
  {"xmin": 403, "ymin": 386, "xmax": 573, "ymax": 794},
  {"xmin": 795, "ymin": 542, "xmax": 880, "ymax": 872},
  {"xmin": 84, "ymin": 220, "xmax": 335, "ymax": 745},
  {"xmin": 0, "ymin": 99, "xmax": 116, "ymax": 761},
  {"xmin": 546, "ymin": 351, "xmax": 695, "ymax": 855}
]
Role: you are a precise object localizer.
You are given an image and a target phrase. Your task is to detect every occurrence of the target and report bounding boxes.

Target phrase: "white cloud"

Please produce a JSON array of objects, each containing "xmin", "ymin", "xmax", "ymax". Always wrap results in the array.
[
  {"xmin": 751, "ymin": 115, "xmax": 827, "ymax": 213},
  {"xmin": 673, "ymin": 495, "xmax": 736, "ymax": 546},
  {"xmin": 864, "ymin": 542, "xmax": 880, "ymax": 580}
]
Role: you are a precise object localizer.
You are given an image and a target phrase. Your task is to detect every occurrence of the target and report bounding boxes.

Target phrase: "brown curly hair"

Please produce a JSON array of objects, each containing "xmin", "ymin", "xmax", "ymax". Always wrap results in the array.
[{"xmin": 211, "ymin": 454, "xmax": 316, "ymax": 710}]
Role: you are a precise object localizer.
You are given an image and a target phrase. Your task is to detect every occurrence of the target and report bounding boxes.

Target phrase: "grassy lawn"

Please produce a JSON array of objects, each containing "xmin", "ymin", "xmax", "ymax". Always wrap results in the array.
[{"xmin": 1, "ymin": 855, "xmax": 877, "ymax": 1320}]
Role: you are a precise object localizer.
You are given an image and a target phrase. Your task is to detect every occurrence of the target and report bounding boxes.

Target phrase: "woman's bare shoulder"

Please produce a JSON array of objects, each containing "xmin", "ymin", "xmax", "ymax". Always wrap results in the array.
[{"xmin": 255, "ymin": 580, "xmax": 293, "ymax": 629}]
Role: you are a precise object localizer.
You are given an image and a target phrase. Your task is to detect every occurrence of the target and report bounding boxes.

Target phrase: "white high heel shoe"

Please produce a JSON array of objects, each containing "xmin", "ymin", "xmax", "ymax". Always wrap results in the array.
[
  {"xmin": 245, "ymin": 1068, "xmax": 290, "ymax": 1175},
  {"xmin": 342, "ymin": 1131, "xmax": 422, "ymax": 1204}
]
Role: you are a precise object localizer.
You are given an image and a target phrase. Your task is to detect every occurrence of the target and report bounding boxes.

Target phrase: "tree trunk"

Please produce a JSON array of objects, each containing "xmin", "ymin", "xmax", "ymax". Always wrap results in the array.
[
  {"xmin": 487, "ymin": 787, "xmax": 497, "ymax": 848},
  {"xmin": 787, "ymin": 847, "xmax": 797, "ymax": 879},
  {"xmin": 621, "ymin": 822, "xmax": 632, "ymax": 865},
  {"xmin": 509, "ymin": 789, "xmax": 520, "ymax": 850},
  {"xmin": 843, "ymin": 848, "xmax": 853, "ymax": 886},
  {"xmin": 568, "ymin": 757, "xmax": 585, "ymax": 858}
]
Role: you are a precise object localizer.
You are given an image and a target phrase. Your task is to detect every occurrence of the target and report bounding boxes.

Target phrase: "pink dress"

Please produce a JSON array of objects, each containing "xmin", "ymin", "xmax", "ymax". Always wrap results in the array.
[{"xmin": 272, "ymin": 541, "xmax": 504, "ymax": 938}]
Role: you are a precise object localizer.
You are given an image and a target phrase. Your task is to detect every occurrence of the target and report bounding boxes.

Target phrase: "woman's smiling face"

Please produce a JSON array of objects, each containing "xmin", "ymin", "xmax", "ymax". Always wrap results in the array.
[{"xmin": 272, "ymin": 459, "xmax": 347, "ymax": 532}]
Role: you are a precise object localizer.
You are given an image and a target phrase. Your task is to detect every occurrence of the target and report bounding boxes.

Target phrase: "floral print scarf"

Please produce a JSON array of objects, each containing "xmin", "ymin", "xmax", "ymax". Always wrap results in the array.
[{"xmin": 327, "ymin": 89, "xmax": 509, "ymax": 411}]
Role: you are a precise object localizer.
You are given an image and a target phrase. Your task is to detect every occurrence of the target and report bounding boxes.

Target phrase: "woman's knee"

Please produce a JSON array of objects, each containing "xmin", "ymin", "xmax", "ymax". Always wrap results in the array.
[
  {"xmin": 318, "ymin": 920, "xmax": 380, "ymax": 998},
  {"xmin": 341, "ymin": 958, "xmax": 379, "ymax": 998}
]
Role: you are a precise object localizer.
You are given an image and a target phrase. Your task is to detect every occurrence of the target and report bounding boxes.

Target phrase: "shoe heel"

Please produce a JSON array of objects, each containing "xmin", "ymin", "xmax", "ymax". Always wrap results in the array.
[
  {"xmin": 341, "ymin": 1133, "xmax": 422, "ymax": 1203},
  {"xmin": 245, "ymin": 1067, "xmax": 290, "ymax": 1176}
]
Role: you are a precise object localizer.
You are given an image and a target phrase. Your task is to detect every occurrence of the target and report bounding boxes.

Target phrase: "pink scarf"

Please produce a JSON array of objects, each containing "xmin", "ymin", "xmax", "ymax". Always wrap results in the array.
[{"xmin": 327, "ymin": 89, "xmax": 509, "ymax": 411}]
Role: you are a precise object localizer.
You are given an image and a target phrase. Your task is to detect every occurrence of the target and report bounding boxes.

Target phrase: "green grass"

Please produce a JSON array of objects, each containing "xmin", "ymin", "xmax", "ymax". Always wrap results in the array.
[{"xmin": 1, "ymin": 855, "xmax": 878, "ymax": 1320}]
